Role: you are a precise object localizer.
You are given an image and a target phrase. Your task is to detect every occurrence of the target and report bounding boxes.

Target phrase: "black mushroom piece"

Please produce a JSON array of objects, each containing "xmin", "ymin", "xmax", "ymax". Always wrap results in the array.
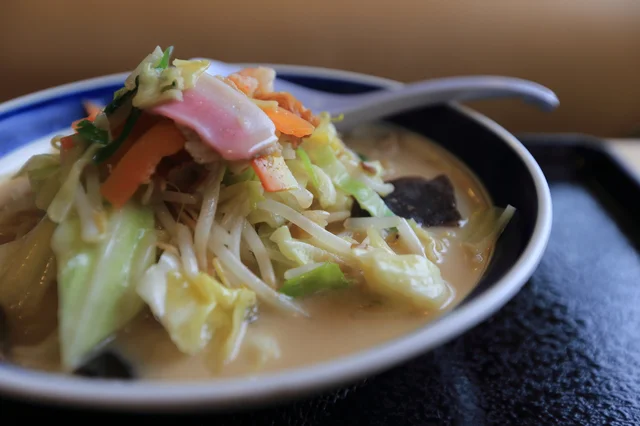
[
  {"xmin": 74, "ymin": 351, "xmax": 137, "ymax": 380},
  {"xmin": 351, "ymin": 174, "xmax": 462, "ymax": 227}
]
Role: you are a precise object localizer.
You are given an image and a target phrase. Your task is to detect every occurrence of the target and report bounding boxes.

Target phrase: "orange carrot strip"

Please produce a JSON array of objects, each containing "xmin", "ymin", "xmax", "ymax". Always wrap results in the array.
[
  {"xmin": 251, "ymin": 155, "xmax": 299, "ymax": 192},
  {"xmin": 255, "ymin": 92, "xmax": 319, "ymax": 126},
  {"xmin": 71, "ymin": 101, "xmax": 104, "ymax": 129},
  {"xmin": 261, "ymin": 106, "xmax": 315, "ymax": 138},
  {"xmin": 60, "ymin": 135, "xmax": 75, "ymax": 151},
  {"xmin": 83, "ymin": 101, "xmax": 103, "ymax": 118},
  {"xmin": 103, "ymin": 113, "xmax": 162, "ymax": 170},
  {"xmin": 100, "ymin": 121, "xmax": 186, "ymax": 208}
]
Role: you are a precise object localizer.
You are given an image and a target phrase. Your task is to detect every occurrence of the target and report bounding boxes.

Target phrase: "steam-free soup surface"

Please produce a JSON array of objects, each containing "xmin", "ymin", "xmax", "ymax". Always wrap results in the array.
[{"xmin": 3, "ymin": 123, "xmax": 493, "ymax": 380}]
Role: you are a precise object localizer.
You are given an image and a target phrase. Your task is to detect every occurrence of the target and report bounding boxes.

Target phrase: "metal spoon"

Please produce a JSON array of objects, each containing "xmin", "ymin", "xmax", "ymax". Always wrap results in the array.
[{"xmin": 198, "ymin": 58, "xmax": 559, "ymax": 131}]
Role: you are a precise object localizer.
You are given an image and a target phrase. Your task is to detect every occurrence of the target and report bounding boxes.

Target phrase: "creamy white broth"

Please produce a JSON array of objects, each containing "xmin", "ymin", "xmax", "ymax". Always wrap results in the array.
[{"xmin": 3, "ymin": 123, "xmax": 495, "ymax": 380}]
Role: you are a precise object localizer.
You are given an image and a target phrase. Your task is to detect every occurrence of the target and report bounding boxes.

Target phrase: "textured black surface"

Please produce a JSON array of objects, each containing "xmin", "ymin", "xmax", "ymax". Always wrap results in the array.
[
  {"xmin": 2, "ymin": 135, "xmax": 640, "ymax": 425},
  {"xmin": 383, "ymin": 175, "xmax": 462, "ymax": 227},
  {"xmin": 350, "ymin": 175, "xmax": 463, "ymax": 227}
]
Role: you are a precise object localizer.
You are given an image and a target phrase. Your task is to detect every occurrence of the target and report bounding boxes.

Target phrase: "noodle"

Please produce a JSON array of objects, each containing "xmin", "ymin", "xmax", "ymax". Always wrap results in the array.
[
  {"xmin": 344, "ymin": 216, "xmax": 426, "ymax": 257},
  {"xmin": 141, "ymin": 181, "xmax": 155, "ymax": 205},
  {"xmin": 283, "ymin": 262, "xmax": 323, "ymax": 280},
  {"xmin": 208, "ymin": 237, "xmax": 308, "ymax": 317},
  {"xmin": 266, "ymin": 248, "xmax": 298, "ymax": 267},
  {"xmin": 241, "ymin": 219, "xmax": 276, "ymax": 288},
  {"xmin": 220, "ymin": 198, "xmax": 246, "ymax": 231},
  {"xmin": 154, "ymin": 202, "xmax": 177, "ymax": 236},
  {"xmin": 397, "ymin": 218, "xmax": 426, "ymax": 257},
  {"xmin": 194, "ymin": 166, "xmax": 224, "ymax": 271},
  {"xmin": 356, "ymin": 174, "xmax": 394, "ymax": 196},
  {"xmin": 344, "ymin": 216, "xmax": 400, "ymax": 230},
  {"xmin": 229, "ymin": 218, "xmax": 243, "ymax": 259},
  {"xmin": 176, "ymin": 223, "xmax": 198, "ymax": 278},
  {"xmin": 161, "ymin": 191, "xmax": 199, "ymax": 205},
  {"xmin": 327, "ymin": 210, "xmax": 351, "ymax": 223},
  {"xmin": 257, "ymin": 199, "xmax": 351, "ymax": 257}
]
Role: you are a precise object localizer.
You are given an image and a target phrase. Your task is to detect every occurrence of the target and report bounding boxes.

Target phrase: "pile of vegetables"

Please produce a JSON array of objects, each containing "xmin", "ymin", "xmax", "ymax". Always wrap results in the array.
[{"xmin": 0, "ymin": 46, "xmax": 515, "ymax": 373}]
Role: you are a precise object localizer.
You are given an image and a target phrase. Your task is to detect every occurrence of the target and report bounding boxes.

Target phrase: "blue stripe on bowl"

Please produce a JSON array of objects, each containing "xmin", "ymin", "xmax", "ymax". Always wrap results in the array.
[{"xmin": 0, "ymin": 84, "xmax": 124, "ymax": 156}]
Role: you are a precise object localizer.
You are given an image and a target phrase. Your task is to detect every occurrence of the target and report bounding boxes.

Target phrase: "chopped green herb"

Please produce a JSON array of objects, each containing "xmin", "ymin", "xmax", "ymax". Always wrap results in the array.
[
  {"xmin": 75, "ymin": 120, "xmax": 109, "ymax": 145},
  {"xmin": 93, "ymin": 108, "xmax": 142, "ymax": 163},
  {"xmin": 357, "ymin": 152, "xmax": 368, "ymax": 161},
  {"xmin": 104, "ymin": 88, "xmax": 134, "ymax": 115},
  {"xmin": 104, "ymin": 76, "xmax": 139, "ymax": 116},
  {"xmin": 156, "ymin": 46, "xmax": 174, "ymax": 70}
]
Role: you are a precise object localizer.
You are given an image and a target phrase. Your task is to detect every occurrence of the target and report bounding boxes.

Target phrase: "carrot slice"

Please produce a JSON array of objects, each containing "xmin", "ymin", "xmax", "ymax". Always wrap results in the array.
[
  {"xmin": 59, "ymin": 135, "xmax": 75, "ymax": 151},
  {"xmin": 255, "ymin": 92, "xmax": 319, "ymax": 126},
  {"xmin": 261, "ymin": 106, "xmax": 315, "ymax": 138},
  {"xmin": 103, "ymin": 113, "xmax": 162, "ymax": 170},
  {"xmin": 71, "ymin": 101, "xmax": 103, "ymax": 129},
  {"xmin": 100, "ymin": 121, "xmax": 186, "ymax": 208},
  {"xmin": 251, "ymin": 155, "xmax": 299, "ymax": 192}
]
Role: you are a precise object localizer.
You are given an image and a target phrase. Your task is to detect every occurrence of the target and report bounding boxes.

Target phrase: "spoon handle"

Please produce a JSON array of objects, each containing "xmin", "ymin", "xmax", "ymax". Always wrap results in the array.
[{"xmin": 330, "ymin": 76, "xmax": 559, "ymax": 131}]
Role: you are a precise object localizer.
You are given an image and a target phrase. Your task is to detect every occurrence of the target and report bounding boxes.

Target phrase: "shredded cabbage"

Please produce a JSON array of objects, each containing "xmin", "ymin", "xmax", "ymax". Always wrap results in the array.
[
  {"xmin": 125, "ymin": 46, "xmax": 210, "ymax": 109},
  {"xmin": 356, "ymin": 249, "xmax": 450, "ymax": 311},
  {"xmin": 53, "ymin": 201, "xmax": 156, "ymax": 370},
  {"xmin": 270, "ymin": 226, "xmax": 346, "ymax": 267},
  {"xmin": 302, "ymin": 142, "xmax": 393, "ymax": 217},
  {"xmin": 462, "ymin": 205, "xmax": 516, "ymax": 259},
  {"xmin": 137, "ymin": 252, "xmax": 256, "ymax": 362},
  {"xmin": 47, "ymin": 144, "xmax": 99, "ymax": 223},
  {"xmin": 0, "ymin": 217, "xmax": 57, "ymax": 327},
  {"xmin": 279, "ymin": 262, "xmax": 350, "ymax": 298}
]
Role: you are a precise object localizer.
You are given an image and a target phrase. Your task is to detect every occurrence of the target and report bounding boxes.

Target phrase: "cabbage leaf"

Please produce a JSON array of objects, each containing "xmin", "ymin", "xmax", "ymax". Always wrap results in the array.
[{"xmin": 137, "ymin": 252, "xmax": 257, "ymax": 363}]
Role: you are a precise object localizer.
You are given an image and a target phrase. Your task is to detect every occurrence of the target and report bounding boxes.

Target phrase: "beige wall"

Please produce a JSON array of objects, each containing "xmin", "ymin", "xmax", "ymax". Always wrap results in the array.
[{"xmin": 2, "ymin": 0, "xmax": 640, "ymax": 137}]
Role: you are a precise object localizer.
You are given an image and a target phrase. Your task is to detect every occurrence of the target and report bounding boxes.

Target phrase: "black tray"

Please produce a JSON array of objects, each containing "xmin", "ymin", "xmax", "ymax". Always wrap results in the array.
[{"xmin": 2, "ymin": 134, "xmax": 640, "ymax": 425}]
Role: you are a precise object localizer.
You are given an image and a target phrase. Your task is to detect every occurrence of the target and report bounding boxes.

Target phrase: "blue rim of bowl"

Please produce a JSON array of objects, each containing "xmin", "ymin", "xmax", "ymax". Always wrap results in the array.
[{"xmin": 0, "ymin": 65, "xmax": 552, "ymax": 411}]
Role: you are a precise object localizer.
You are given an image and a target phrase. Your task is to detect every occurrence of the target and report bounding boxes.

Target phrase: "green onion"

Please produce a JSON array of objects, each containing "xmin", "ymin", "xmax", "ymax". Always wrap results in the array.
[
  {"xmin": 104, "ymin": 89, "xmax": 134, "ymax": 116},
  {"xmin": 156, "ymin": 46, "xmax": 174, "ymax": 70},
  {"xmin": 93, "ymin": 108, "xmax": 142, "ymax": 163},
  {"xmin": 104, "ymin": 76, "xmax": 139, "ymax": 116},
  {"xmin": 75, "ymin": 120, "xmax": 109, "ymax": 145}
]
